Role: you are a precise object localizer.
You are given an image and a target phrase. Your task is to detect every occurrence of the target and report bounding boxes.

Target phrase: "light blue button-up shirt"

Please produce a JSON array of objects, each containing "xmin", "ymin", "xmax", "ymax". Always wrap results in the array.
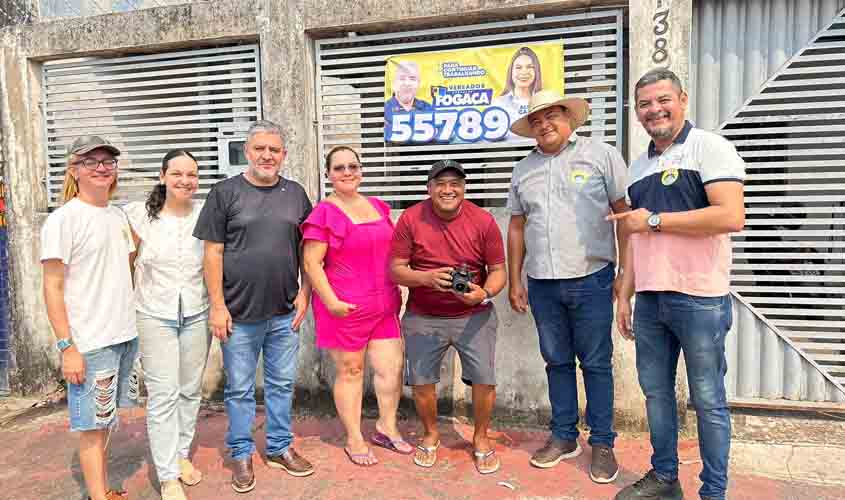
[{"xmin": 508, "ymin": 133, "xmax": 629, "ymax": 279}]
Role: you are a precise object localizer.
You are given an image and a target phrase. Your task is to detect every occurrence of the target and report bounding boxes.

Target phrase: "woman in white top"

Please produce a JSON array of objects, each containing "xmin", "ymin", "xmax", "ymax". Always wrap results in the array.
[
  {"xmin": 125, "ymin": 150, "xmax": 209, "ymax": 500},
  {"xmin": 490, "ymin": 46, "xmax": 544, "ymax": 141}
]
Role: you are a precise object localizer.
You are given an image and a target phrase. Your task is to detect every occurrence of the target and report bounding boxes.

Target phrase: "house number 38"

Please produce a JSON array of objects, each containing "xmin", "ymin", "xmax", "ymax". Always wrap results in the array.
[{"xmin": 652, "ymin": 1, "xmax": 670, "ymax": 64}]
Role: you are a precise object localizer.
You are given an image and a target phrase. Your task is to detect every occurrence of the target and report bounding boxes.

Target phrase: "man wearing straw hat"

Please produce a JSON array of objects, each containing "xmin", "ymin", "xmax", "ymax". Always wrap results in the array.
[{"xmin": 507, "ymin": 90, "xmax": 630, "ymax": 483}]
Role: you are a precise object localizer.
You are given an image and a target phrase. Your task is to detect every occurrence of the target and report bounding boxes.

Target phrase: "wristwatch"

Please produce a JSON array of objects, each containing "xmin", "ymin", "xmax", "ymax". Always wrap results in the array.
[
  {"xmin": 56, "ymin": 338, "xmax": 74, "ymax": 352},
  {"xmin": 647, "ymin": 212, "xmax": 662, "ymax": 232},
  {"xmin": 480, "ymin": 288, "xmax": 493, "ymax": 306}
]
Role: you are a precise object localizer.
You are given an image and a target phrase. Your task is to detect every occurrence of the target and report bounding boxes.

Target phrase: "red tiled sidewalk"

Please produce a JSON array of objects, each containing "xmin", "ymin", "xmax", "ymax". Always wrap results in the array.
[{"xmin": 1, "ymin": 404, "xmax": 842, "ymax": 500}]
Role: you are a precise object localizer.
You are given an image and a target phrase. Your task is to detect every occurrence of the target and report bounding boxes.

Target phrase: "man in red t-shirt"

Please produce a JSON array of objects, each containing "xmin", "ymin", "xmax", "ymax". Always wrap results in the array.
[{"xmin": 390, "ymin": 160, "xmax": 507, "ymax": 475}]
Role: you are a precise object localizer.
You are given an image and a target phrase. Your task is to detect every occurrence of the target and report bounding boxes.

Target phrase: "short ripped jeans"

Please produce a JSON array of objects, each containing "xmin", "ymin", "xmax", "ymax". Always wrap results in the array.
[{"xmin": 68, "ymin": 338, "xmax": 139, "ymax": 432}]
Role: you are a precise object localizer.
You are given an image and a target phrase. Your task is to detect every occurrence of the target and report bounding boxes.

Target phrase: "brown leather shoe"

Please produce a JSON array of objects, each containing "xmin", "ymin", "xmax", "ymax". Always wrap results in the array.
[
  {"xmin": 266, "ymin": 448, "xmax": 315, "ymax": 477},
  {"xmin": 529, "ymin": 437, "xmax": 582, "ymax": 468},
  {"xmin": 231, "ymin": 456, "xmax": 256, "ymax": 493}
]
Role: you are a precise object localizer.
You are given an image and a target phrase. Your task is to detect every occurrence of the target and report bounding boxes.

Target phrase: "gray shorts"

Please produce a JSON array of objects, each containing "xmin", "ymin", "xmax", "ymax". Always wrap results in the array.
[{"xmin": 402, "ymin": 306, "xmax": 498, "ymax": 386}]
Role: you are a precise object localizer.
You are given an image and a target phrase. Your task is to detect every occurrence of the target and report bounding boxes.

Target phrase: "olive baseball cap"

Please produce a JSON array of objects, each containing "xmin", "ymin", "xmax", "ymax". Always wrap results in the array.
[
  {"xmin": 427, "ymin": 159, "xmax": 466, "ymax": 181},
  {"xmin": 67, "ymin": 135, "xmax": 121, "ymax": 156}
]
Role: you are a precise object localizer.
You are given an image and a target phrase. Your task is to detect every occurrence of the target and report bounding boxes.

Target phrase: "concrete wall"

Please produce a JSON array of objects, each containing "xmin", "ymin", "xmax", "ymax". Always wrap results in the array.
[{"xmin": 0, "ymin": 0, "xmax": 684, "ymax": 431}]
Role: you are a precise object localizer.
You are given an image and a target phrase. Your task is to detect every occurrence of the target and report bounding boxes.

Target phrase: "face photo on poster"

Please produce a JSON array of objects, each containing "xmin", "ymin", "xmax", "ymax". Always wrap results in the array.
[{"xmin": 383, "ymin": 42, "xmax": 565, "ymax": 144}]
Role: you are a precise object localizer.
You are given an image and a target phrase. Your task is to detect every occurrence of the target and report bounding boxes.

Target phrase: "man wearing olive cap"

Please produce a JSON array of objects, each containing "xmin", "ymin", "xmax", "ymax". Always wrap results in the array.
[
  {"xmin": 507, "ymin": 90, "xmax": 630, "ymax": 483},
  {"xmin": 41, "ymin": 136, "xmax": 139, "ymax": 500}
]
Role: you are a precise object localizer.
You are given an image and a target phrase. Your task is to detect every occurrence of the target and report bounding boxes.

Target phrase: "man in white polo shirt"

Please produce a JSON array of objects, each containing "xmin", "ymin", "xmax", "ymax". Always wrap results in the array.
[{"xmin": 611, "ymin": 68, "xmax": 745, "ymax": 500}]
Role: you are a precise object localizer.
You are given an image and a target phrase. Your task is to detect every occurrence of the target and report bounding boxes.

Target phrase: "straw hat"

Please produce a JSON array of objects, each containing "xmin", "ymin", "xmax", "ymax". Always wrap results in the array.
[{"xmin": 509, "ymin": 90, "xmax": 590, "ymax": 138}]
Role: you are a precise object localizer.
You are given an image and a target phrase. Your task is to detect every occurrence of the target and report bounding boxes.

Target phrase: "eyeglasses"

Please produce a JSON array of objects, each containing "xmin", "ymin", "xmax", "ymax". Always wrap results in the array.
[
  {"xmin": 74, "ymin": 158, "xmax": 119, "ymax": 170},
  {"xmin": 330, "ymin": 163, "xmax": 362, "ymax": 174}
]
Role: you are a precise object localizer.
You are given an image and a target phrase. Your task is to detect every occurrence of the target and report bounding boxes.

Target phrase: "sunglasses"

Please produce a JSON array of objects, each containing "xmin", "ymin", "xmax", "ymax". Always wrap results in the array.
[{"xmin": 330, "ymin": 163, "xmax": 362, "ymax": 174}]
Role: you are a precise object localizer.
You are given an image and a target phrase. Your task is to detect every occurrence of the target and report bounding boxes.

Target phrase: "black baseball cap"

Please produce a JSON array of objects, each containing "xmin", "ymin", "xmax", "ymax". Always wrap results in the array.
[{"xmin": 427, "ymin": 159, "xmax": 466, "ymax": 181}]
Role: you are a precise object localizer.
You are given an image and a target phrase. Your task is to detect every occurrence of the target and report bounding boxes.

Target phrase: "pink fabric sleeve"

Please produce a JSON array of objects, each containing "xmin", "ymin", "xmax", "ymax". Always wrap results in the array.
[
  {"xmin": 301, "ymin": 202, "xmax": 348, "ymax": 249},
  {"xmin": 370, "ymin": 197, "xmax": 394, "ymax": 228}
]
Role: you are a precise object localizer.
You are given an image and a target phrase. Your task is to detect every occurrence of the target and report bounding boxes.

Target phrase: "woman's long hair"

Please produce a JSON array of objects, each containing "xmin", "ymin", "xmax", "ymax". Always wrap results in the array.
[
  {"xmin": 61, "ymin": 154, "xmax": 119, "ymax": 205},
  {"xmin": 145, "ymin": 149, "xmax": 197, "ymax": 220},
  {"xmin": 500, "ymin": 47, "xmax": 543, "ymax": 97}
]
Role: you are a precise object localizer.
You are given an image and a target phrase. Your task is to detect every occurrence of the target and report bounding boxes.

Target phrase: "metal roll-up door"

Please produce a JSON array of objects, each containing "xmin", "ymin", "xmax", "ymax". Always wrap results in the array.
[
  {"xmin": 314, "ymin": 8, "xmax": 626, "ymax": 207},
  {"xmin": 42, "ymin": 44, "xmax": 262, "ymax": 206}
]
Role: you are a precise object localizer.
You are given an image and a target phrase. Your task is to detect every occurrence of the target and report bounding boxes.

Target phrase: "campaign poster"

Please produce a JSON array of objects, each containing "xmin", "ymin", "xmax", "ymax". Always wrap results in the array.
[{"xmin": 383, "ymin": 42, "xmax": 564, "ymax": 144}]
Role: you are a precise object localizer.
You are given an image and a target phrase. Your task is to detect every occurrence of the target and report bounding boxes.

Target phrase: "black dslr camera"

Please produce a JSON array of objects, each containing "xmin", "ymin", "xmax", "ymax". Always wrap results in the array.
[{"xmin": 450, "ymin": 264, "xmax": 474, "ymax": 294}]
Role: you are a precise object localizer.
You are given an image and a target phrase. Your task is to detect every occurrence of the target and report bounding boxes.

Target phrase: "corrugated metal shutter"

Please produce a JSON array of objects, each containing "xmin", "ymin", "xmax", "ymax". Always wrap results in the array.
[
  {"xmin": 693, "ymin": 0, "xmax": 845, "ymax": 403},
  {"xmin": 314, "ymin": 9, "xmax": 625, "ymax": 207},
  {"xmin": 42, "ymin": 44, "xmax": 262, "ymax": 206},
  {"xmin": 690, "ymin": 0, "xmax": 845, "ymax": 131}
]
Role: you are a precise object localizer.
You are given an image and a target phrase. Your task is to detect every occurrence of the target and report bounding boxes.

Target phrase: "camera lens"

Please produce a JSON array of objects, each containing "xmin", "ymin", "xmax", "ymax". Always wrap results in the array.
[{"xmin": 454, "ymin": 282, "xmax": 468, "ymax": 293}]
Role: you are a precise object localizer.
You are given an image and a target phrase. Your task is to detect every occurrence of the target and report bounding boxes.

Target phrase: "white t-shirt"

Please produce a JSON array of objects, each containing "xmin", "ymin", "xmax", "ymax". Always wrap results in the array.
[
  {"xmin": 124, "ymin": 201, "xmax": 208, "ymax": 320},
  {"xmin": 40, "ymin": 197, "xmax": 138, "ymax": 353}
]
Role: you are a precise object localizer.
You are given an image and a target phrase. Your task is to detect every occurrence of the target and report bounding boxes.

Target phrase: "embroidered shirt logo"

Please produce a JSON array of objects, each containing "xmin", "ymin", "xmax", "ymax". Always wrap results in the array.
[
  {"xmin": 570, "ymin": 169, "xmax": 591, "ymax": 185},
  {"xmin": 661, "ymin": 167, "xmax": 679, "ymax": 186}
]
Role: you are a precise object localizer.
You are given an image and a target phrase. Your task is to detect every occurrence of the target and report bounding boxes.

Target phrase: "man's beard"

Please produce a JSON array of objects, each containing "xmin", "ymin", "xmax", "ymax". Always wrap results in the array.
[
  {"xmin": 648, "ymin": 124, "xmax": 675, "ymax": 140},
  {"xmin": 645, "ymin": 112, "xmax": 676, "ymax": 140}
]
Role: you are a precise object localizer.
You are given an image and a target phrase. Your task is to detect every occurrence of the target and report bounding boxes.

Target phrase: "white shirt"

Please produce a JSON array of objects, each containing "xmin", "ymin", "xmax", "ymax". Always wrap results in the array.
[
  {"xmin": 40, "ymin": 198, "xmax": 138, "ymax": 353},
  {"xmin": 124, "ymin": 201, "xmax": 208, "ymax": 320}
]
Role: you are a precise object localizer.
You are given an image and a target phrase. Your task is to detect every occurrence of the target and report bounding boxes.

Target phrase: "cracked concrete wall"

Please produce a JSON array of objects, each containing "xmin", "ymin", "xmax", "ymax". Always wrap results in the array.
[
  {"xmin": 1, "ymin": 24, "xmax": 57, "ymax": 394},
  {"xmin": 0, "ymin": 0, "xmax": 685, "ymax": 431}
]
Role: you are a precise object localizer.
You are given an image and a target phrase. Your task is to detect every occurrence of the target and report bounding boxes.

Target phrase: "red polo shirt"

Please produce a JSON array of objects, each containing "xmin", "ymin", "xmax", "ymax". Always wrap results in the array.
[{"xmin": 390, "ymin": 199, "xmax": 505, "ymax": 318}]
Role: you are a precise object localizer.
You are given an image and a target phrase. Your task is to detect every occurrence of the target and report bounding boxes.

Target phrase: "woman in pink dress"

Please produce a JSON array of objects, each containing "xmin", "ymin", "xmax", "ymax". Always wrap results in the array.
[{"xmin": 302, "ymin": 146, "xmax": 412, "ymax": 466}]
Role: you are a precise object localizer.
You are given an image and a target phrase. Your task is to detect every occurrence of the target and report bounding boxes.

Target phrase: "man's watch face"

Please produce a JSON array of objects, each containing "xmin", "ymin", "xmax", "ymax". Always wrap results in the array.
[{"xmin": 648, "ymin": 213, "xmax": 661, "ymax": 228}]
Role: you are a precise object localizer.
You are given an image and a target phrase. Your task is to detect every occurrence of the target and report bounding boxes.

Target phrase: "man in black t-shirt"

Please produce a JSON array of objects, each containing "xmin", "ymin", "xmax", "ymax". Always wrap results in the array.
[{"xmin": 194, "ymin": 120, "xmax": 314, "ymax": 493}]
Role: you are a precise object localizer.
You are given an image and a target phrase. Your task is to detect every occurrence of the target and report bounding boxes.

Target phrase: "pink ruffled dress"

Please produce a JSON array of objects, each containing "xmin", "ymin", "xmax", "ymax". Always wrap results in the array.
[{"xmin": 301, "ymin": 197, "xmax": 402, "ymax": 351}]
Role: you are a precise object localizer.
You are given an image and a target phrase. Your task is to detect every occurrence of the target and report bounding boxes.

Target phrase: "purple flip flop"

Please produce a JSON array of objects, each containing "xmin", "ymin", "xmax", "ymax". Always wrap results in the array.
[{"xmin": 371, "ymin": 431, "xmax": 415, "ymax": 455}]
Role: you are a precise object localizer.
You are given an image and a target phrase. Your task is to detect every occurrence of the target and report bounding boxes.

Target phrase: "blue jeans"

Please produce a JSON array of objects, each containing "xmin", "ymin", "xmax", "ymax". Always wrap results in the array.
[
  {"xmin": 526, "ymin": 264, "xmax": 616, "ymax": 447},
  {"xmin": 137, "ymin": 310, "xmax": 210, "ymax": 481},
  {"xmin": 634, "ymin": 291, "xmax": 732, "ymax": 500},
  {"xmin": 222, "ymin": 312, "xmax": 299, "ymax": 460}
]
